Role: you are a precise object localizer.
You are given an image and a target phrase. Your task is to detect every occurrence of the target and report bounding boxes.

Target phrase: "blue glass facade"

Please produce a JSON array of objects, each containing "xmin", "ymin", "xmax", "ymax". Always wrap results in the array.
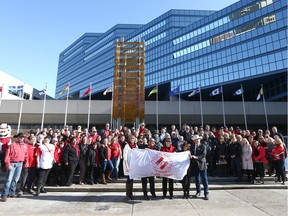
[{"xmin": 56, "ymin": 0, "xmax": 287, "ymax": 102}]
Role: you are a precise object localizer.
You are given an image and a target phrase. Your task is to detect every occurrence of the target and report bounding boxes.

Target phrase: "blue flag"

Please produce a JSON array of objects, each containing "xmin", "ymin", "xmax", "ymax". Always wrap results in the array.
[
  {"xmin": 169, "ymin": 86, "xmax": 180, "ymax": 96},
  {"xmin": 210, "ymin": 86, "xmax": 222, "ymax": 96}
]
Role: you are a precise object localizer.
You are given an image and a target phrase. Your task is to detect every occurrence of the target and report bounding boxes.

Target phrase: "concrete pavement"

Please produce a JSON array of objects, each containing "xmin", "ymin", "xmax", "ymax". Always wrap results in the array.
[{"xmin": 0, "ymin": 189, "xmax": 287, "ymax": 216}]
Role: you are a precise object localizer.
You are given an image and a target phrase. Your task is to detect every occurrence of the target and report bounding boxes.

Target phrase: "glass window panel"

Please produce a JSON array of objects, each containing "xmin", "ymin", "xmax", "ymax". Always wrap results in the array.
[
  {"xmin": 276, "ymin": 60, "xmax": 284, "ymax": 70},
  {"xmin": 269, "ymin": 62, "xmax": 276, "ymax": 71},
  {"xmin": 256, "ymin": 65, "xmax": 263, "ymax": 74}
]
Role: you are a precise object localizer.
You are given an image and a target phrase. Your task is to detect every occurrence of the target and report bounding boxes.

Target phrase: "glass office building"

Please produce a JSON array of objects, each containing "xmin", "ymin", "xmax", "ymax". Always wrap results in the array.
[{"xmin": 56, "ymin": 0, "xmax": 287, "ymax": 102}]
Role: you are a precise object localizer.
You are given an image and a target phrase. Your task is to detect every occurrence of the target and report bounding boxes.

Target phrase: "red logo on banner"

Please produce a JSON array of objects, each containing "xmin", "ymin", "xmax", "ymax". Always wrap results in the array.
[{"xmin": 151, "ymin": 152, "xmax": 173, "ymax": 177}]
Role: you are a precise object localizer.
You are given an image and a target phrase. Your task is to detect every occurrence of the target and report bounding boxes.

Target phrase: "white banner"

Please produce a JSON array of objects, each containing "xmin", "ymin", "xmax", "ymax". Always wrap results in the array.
[{"xmin": 129, "ymin": 148, "xmax": 190, "ymax": 180}]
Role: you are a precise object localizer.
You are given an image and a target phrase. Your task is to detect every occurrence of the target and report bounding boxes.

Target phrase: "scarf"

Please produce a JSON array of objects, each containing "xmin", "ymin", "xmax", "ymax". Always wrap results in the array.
[{"xmin": 128, "ymin": 142, "xmax": 136, "ymax": 149}]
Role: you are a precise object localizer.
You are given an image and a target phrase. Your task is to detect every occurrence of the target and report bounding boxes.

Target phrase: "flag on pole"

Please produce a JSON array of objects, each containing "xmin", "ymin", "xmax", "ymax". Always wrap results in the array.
[
  {"xmin": 39, "ymin": 89, "xmax": 46, "ymax": 95},
  {"xmin": 210, "ymin": 86, "xmax": 222, "ymax": 96},
  {"xmin": 103, "ymin": 86, "xmax": 112, "ymax": 95},
  {"xmin": 8, "ymin": 86, "xmax": 17, "ymax": 93},
  {"xmin": 82, "ymin": 85, "xmax": 91, "ymax": 97},
  {"xmin": 169, "ymin": 86, "xmax": 180, "ymax": 96},
  {"xmin": 0, "ymin": 86, "xmax": 3, "ymax": 93},
  {"xmin": 9, "ymin": 85, "xmax": 23, "ymax": 93},
  {"xmin": 233, "ymin": 87, "xmax": 244, "ymax": 96},
  {"xmin": 129, "ymin": 149, "xmax": 191, "ymax": 180},
  {"xmin": 256, "ymin": 86, "xmax": 263, "ymax": 100},
  {"xmin": 188, "ymin": 87, "xmax": 200, "ymax": 97},
  {"xmin": 148, "ymin": 86, "xmax": 157, "ymax": 97},
  {"xmin": 59, "ymin": 83, "xmax": 70, "ymax": 95}
]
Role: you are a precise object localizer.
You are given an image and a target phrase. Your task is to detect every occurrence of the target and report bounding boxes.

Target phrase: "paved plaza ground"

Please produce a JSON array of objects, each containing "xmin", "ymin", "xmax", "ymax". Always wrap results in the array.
[{"xmin": 0, "ymin": 189, "xmax": 287, "ymax": 216}]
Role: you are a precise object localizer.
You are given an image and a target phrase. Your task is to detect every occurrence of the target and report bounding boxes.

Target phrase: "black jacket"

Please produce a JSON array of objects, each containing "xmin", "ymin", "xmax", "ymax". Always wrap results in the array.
[
  {"xmin": 99, "ymin": 145, "xmax": 108, "ymax": 162},
  {"xmin": 190, "ymin": 143, "xmax": 207, "ymax": 171},
  {"xmin": 78, "ymin": 143, "xmax": 89, "ymax": 159},
  {"xmin": 87, "ymin": 146, "xmax": 97, "ymax": 167},
  {"xmin": 228, "ymin": 141, "xmax": 242, "ymax": 158},
  {"xmin": 64, "ymin": 144, "xmax": 79, "ymax": 164}
]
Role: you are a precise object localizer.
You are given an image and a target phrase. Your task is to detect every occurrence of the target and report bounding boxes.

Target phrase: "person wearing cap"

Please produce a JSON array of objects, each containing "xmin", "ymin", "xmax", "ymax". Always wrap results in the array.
[
  {"xmin": 0, "ymin": 133, "xmax": 28, "ymax": 202},
  {"xmin": 191, "ymin": 134, "xmax": 209, "ymax": 200},
  {"xmin": 139, "ymin": 122, "xmax": 147, "ymax": 135},
  {"xmin": 160, "ymin": 136, "xmax": 176, "ymax": 199}
]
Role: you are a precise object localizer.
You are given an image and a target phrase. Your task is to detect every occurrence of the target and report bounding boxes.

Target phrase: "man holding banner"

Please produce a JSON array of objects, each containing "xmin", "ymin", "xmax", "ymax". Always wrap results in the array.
[{"xmin": 191, "ymin": 135, "xmax": 209, "ymax": 200}]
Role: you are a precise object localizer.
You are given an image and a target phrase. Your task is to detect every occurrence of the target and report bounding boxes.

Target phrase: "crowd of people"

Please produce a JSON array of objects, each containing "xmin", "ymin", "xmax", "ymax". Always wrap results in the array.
[{"xmin": 0, "ymin": 122, "xmax": 287, "ymax": 202}]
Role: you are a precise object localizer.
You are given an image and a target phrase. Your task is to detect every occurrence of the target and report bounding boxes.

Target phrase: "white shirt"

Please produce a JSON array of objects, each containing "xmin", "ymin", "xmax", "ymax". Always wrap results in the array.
[{"xmin": 39, "ymin": 143, "xmax": 55, "ymax": 169}]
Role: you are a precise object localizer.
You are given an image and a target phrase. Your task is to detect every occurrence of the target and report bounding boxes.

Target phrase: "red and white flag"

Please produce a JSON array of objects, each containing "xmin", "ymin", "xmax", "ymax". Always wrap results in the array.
[
  {"xmin": 0, "ymin": 86, "xmax": 3, "ymax": 93},
  {"xmin": 82, "ymin": 85, "xmax": 91, "ymax": 97},
  {"xmin": 129, "ymin": 149, "xmax": 190, "ymax": 180}
]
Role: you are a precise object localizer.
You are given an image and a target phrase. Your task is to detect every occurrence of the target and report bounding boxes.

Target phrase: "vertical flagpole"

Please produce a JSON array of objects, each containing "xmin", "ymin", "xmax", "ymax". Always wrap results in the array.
[
  {"xmin": 0, "ymin": 83, "xmax": 3, "ymax": 109},
  {"xmin": 221, "ymin": 86, "xmax": 226, "ymax": 127},
  {"xmin": 262, "ymin": 85, "xmax": 269, "ymax": 131},
  {"xmin": 241, "ymin": 84, "xmax": 247, "ymax": 130},
  {"xmin": 199, "ymin": 86, "xmax": 203, "ymax": 127},
  {"xmin": 64, "ymin": 82, "xmax": 70, "ymax": 127},
  {"xmin": 40, "ymin": 83, "xmax": 47, "ymax": 131},
  {"xmin": 17, "ymin": 83, "xmax": 25, "ymax": 133},
  {"xmin": 178, "ymin": 86, "xmax": 181, "ymax": 130},
  {"xmin": 156, "ymin": 83, "xmax": 159, "ymax": 131},
  {"xmin": 111, "ymin": 85, "xmax": 114, "ymax": 129},
  {"xmin": 87, "ymin": 83, "xmax": 92, "ymax": 130}
]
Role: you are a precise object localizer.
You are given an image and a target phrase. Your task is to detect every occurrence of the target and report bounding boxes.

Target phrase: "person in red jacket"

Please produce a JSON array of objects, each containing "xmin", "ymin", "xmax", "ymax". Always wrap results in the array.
[
  {"xmin": 0, "ymin": 133, "xmax": 28, "ymax": 202},
  {"xmin": 270, "ymin": 135, "xmax": 286, "ymax": 184},
  {"xmin": 48, "ymin": 139, "xmax": 64, "ymax": 186},
  {"xmin": 160, "ymin": 136, "xmax": 176, "ymax": 199},
  {"xmin": 110, "ymin": 137, "xmax": 122, "ymax": 180},
  {"xmin": 19, "ymin": 136, "xmax": 39, "ymax": 195},
  {"xmin": 253, "ymin": 140, "xmax": 268, "ymax": 184}
]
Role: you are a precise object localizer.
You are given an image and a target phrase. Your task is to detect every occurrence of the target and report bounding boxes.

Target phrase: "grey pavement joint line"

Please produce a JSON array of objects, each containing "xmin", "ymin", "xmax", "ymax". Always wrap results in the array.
[
  {"xmin": 187, "ymin": 199, "xmax": 202, "ymax": 216},
  {"xmin": 131, "ymin": 192, "xmax": 135, "ymax": 216},
  {"xmin": 225, "ymin": 190, "xmax": 273, "ymax": 216},
  {"xmin": 66, "ymin": 192, "xmax": 89, "ymax": 215}
]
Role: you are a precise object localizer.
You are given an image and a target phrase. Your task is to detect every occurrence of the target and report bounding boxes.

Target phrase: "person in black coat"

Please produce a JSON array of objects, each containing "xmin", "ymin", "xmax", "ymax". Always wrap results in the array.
[
  {"xmin": 64, "ymin": 137, "xmax": 79, "ymax": 186},
  {"xmin": 86, "ymin": 142, "xmax": 98, "ymax": 185},
  {"xmin": 201, "ymin": 132, "xmax": 216, "ymax": 177},
  {"xmin": 228, "ymin": 134, "xmax": 242, "ymax": 182},
  {"xmin": 215, "ymin": 136, "xmax": 229, "ymax": 177},
  {"xmin": 78, "ymin": 136, "xmax": 89, "ymax": 185},
  {"xmin": 181, "ymin": 141, "xmax": 191, "ymax": 199},
  {"xmin": 191, "ymin": 135, "xmax": 209, "ymax": 200}
]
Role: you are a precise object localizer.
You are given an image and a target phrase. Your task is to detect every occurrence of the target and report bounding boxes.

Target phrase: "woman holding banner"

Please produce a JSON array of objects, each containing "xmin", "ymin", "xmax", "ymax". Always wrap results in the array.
[
  {"xmin": 160, "ymin": 136, "xmax": 176, "ymax": 199},
  {"xmin": 123, "ymin": 135, "xmax": 137, "ymax": 200}
]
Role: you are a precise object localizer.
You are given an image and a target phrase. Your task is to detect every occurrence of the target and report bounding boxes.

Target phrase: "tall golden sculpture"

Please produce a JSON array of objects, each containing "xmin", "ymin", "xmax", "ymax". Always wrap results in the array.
[{"xmin": 112, "ymin": 39, "xmax": 145, "ymax": 126}]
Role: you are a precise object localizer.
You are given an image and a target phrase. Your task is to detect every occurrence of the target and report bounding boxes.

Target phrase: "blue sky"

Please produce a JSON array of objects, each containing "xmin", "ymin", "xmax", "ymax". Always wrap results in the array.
[{"xmin": 0, "ymin": 0, "xmax": 238, "ymax": 97}]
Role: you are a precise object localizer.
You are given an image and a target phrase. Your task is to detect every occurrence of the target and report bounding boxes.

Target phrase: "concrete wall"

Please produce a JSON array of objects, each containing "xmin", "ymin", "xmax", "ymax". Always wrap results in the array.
[{"xmin": 0, "ymin": 100, "xmax": 286, "ymax": 127}]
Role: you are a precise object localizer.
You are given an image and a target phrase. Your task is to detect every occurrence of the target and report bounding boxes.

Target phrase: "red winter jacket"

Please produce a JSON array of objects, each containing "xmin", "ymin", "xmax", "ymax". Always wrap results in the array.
[{"xmin": 254, "ymin": 146, "xmax": 268, "ymax": 164}]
